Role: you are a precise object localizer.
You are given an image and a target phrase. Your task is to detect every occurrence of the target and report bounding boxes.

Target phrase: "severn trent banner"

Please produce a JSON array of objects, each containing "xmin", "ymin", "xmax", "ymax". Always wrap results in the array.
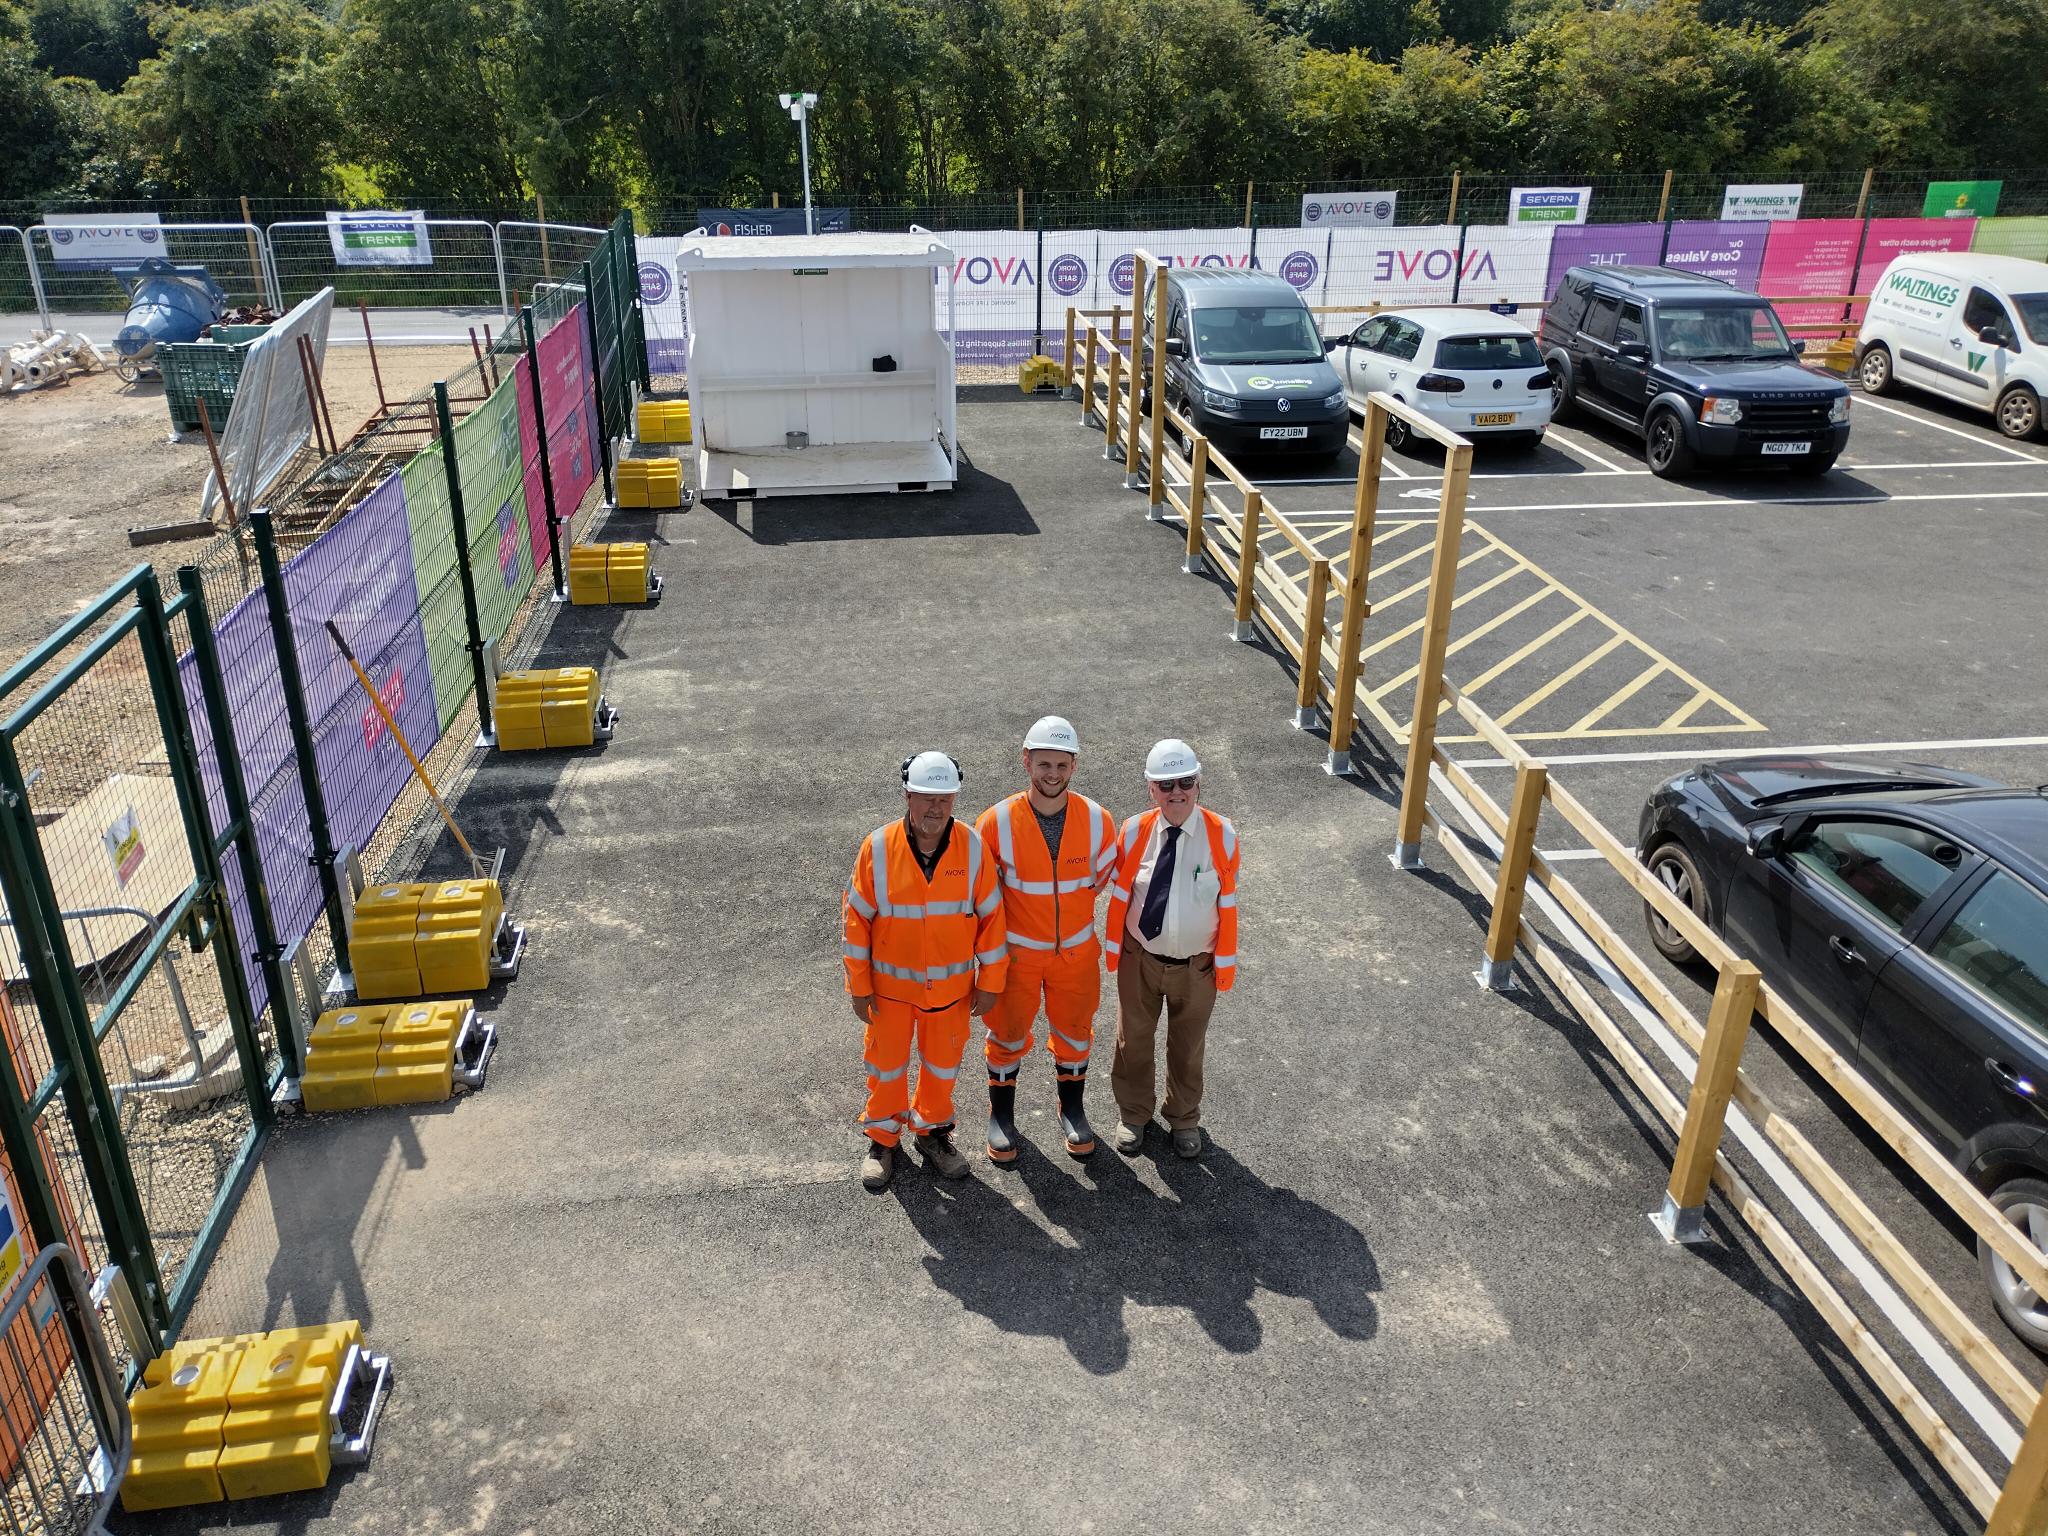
[{"xmin": 326, "ymin": 210, "xmax": 433, "ymax": 267}]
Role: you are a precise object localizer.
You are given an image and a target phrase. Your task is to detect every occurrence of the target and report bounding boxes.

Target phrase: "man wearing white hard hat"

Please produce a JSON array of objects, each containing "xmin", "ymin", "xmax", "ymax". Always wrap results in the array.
[
  {"xmin": 843, "ymin": 752, "xmax": 1009, "ymax": 1191},
  {"xmin": 975, "ymin": 716, "xmax": 1119, "ymax": 1164},
  {"xmin": 1103, "ymin": 739, "xmax": 1240, "ymax": 1159}
]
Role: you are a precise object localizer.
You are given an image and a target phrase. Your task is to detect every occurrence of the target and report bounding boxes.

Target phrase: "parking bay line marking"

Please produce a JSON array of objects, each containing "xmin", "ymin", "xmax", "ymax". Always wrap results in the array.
[
  {"xmin": 1454, "ymin": 734, "xmax": 2048, "ymax": 769},
  {"xmin": 1273, "ymin": 488, "xmax": 2048, "ymax": 520},
  {"xmin": 1852, "ymin": 394, "xmax": 2045, "ymax": 463},
  {"xmin": 1544, "ymin": 428, "xmax": 1633, "ymax": 474}
]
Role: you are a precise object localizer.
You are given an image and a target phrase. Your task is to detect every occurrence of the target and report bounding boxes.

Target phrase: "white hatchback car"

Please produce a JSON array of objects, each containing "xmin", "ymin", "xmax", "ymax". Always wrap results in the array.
[{"xmin": 1330, "ymin": 310, "xmax": 1554, "ymax": 450}]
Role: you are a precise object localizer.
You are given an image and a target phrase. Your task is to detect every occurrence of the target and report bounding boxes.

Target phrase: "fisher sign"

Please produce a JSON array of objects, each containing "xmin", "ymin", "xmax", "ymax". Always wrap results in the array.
[
  {"xmin": 327, "ymin": 211, "xmax": 433, "ymax": 267},
  {"xmin": 695, "ymin": 208, "xmax": 851, "ymax": 235},
  {"xmin": 1508, "ymin": 187, "xmax": 1591, "ymax": 225},
  {"xmin": 1302, "ymin": 192, "xmax": 1398, "ymax": 228},
  {"xmin": 44, "ymin": 212, "xmax": 163, "ymax": 269}
]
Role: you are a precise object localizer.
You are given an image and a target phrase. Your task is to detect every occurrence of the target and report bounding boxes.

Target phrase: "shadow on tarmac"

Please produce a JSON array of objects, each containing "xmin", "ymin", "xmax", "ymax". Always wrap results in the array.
[
  {"xmin": 892, "ymin": 1135, "xmax": 1380, "ymax": 1375},
  {"xmin": 705, "ymin": 453, "xmax": 1038, "ymax": 545}
]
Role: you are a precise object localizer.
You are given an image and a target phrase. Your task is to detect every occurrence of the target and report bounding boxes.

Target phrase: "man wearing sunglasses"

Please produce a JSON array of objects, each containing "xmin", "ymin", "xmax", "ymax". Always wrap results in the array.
[{"xmin": 1103, "ymin": 739, "xmax": 1240, "ymax": 1158}]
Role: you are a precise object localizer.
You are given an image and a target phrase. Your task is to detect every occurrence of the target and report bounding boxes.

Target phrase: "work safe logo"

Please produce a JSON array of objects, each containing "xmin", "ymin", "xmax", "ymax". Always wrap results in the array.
[{"xmin": 1048, "ymin": 253, "xmax": 1089, "ymax": 297}]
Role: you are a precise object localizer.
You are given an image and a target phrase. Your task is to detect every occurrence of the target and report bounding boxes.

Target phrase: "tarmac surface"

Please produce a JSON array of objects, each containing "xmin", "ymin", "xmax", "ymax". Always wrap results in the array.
[{"xmin": 126, "ymin": 380, "xmax": 2048, "ymax": 1534}]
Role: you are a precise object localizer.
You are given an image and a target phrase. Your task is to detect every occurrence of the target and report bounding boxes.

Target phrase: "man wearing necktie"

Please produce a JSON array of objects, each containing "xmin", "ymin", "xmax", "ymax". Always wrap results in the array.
[{"xmin": 1102, "ymin": 739, "xmax": 1240, "ymax": 1158}]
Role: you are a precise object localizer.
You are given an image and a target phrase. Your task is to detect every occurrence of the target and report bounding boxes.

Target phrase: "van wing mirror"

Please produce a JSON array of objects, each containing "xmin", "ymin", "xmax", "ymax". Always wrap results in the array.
[
  {"xmin": 1979, "ymin": 324, "xmax": 2005, "ymax": 346},
  {"xmin": 1790, "ymin": 338, "xmax": 1807, "ymax": 355},
  {"xmin": 1325, "ymin": 334, "xmax": 1349, "ymax": 351},
  {"xmin": 1164, "ymin": 335, "xmax": 1186, "ymax": 358}
]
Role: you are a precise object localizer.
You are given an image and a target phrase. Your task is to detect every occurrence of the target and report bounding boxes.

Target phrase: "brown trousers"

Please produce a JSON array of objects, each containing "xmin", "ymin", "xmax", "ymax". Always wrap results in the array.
[{"xmin": 1110, "ymin": 945, "xmax": 1219, "ymax": 1131}]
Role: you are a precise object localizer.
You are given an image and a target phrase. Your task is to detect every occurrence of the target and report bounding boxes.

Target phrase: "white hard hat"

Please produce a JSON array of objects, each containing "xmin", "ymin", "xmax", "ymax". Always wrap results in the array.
[
  {"xmin": 901, "ymin": 751, "xmax": 963, "ymax": 794},
  {"xmin": 1023, "ymin": 715, "xmax": 1079, "ymax": 754},
  {"xmin": 1145, "ymin": 739, "xmax": 1201, "ymax": 781}
]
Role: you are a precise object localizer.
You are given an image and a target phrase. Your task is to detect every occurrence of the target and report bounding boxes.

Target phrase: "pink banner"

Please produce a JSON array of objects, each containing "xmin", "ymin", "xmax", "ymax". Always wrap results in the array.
[
  {"xmin": 514, "ymin": 355, "xmax": 550, "ymax": 576},
  {"xmin": 1853, "ymin": 217, "xmax": 1978, "ymax": 320},
  {"xmin": 1757, "ymin": 219, "xmax": 1864, "ymax": 328},
  {"xmin": 539, "ymin": 303, "xmax": 598, "ymax": 522}
]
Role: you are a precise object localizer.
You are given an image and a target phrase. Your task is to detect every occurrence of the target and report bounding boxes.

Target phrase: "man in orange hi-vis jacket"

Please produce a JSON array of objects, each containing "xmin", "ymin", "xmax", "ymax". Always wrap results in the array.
[
  {"xmin": 976, "ymin": 715, "xmax": 1118, "ymax": 1165},
  {"xmin": 843, "ymin": 751, "xmax": 1009, "ymax": 1192}
]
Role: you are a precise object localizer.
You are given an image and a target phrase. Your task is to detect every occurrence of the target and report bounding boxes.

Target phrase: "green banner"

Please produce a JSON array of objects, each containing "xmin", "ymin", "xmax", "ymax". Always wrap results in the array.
[
  {"xmin": 453, "ymin": 377, "xmax": 535, "ymax": 650},
  {"xmin": 1972, "ymin": 216, "xmax": 2048, "ymax": 261},
  {"xmin": 399, "ymin": 445, "xmax": 472, "ymax": 730},
  {"xmin": 1924, "ymin": 180, "xmax": 2002, "ymax": 219}
]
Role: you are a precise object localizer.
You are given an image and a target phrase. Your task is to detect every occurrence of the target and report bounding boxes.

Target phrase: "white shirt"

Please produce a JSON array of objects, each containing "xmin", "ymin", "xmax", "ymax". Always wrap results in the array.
[{"xmin": 1124, "ymin": 813, "xmax": 1221, "ymax": 960}]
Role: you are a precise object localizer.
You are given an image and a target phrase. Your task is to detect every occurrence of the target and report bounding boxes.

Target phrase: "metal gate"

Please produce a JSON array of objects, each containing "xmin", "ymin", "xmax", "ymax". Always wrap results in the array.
[{"xmin": 0, "ymin": 567, "xmax": 278, "ymax": 1365}]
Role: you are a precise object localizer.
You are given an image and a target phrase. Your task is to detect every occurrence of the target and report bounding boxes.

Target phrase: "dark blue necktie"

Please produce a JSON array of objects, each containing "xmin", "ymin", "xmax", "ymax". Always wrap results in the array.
[{"xmin": 1138, "ymin": 825, "xmax": 1180, "ymax": 940}]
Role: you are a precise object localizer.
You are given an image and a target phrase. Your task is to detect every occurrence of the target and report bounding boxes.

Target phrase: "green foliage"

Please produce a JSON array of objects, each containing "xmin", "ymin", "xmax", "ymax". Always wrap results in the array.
[
  {"xmin": 24, "ymin": 0, "xmax": 151, "ymax": 89},
  {"xmin": 0, "ymin": 37, "xmax": 105, "ymax": 198},
  {"xmin": 116, "ymin": 0, "xmax": 342, "ymax": 196},
  {"xmin": 337, "ymin": 0, "xmax": 523, "ymax": 203}
]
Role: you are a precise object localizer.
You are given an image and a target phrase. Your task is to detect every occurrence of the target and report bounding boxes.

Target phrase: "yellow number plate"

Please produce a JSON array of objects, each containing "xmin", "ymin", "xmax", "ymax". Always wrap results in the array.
[{"xmin": 1472, "ymin": 412, "xmax": 1516, "ymax": 426}]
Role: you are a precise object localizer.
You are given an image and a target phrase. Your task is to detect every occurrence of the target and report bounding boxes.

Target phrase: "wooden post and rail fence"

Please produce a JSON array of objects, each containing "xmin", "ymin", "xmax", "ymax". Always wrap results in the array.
[{"xmin": 1060, "ymin": 285, "xmax": 2048, "ymax": 1533}]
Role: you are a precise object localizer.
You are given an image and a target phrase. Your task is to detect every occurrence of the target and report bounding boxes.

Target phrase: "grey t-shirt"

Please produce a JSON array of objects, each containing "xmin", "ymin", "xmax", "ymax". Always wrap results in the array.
[{"xmin": 1033, "ymin": 802, "xmax": 1068, "ymax": 861}]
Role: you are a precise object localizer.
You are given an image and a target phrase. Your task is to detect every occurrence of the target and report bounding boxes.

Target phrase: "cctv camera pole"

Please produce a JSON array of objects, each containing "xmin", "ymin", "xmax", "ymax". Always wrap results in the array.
[{"xmin": 780, "ymin": 91, "xmax": 820, "ymax": 234}]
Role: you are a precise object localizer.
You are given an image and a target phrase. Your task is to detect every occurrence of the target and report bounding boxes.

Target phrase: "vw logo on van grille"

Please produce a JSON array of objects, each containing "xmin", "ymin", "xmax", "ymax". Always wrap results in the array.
[{"xmin": 1277, "ymin": 397, "xmax": 1291, "ymax": 413}]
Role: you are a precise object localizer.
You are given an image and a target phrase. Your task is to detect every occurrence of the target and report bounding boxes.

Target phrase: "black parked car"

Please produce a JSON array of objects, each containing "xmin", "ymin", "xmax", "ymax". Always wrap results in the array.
[
  {"xmin": 1638, "ymin": 757, "xmax": 2048, "ymax": 1346},
  {"xmin": 1540, "ymin": 265, "xmax": 1852, "ymax": 478}
]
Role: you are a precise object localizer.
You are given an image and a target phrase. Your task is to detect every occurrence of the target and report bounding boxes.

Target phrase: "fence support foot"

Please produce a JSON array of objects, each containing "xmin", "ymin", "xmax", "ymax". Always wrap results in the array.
[
  {"xmin": 1123, "ymin": 472, "xmax": 1143, "ymax": 490},
  {"xmin": 1325, "ymin": 750, "xmax": 1353, "ymax": 777},
  {"xmin": 1063, "ymin": 384, "xmax": 1080, "ymax": 401},
  {"xmin": 1650, "ymin": 1194, "xmax": 1707, "ymax": 1246},
  {"xmin": 1390, "ymin": 840, "xmax": 1423, "ymax": 871},
  {"xmin": 1474, "ymin": 956, "xmax": 1515, "ymax": 991},
  {"xmin": 1146, "ymin": 505, "xmax": 1166, "ymax": 523},
  {"xmin": 1182, "ymin": 553, "xmax": 1205, "ymax": 576},
  {"xmin": 1230, "ymin": 620, "xmax": 1254, "ymax": 642},
  {"xmin": 1291, "ymin": 707, "xmax": 1317, "ymax": 731}
]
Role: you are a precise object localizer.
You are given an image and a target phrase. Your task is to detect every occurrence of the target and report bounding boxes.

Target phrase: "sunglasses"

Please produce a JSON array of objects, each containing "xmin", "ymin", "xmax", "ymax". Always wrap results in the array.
[{"xmin": 1153, "ymin": 776, "xmax": 1197, "ymax": 792}]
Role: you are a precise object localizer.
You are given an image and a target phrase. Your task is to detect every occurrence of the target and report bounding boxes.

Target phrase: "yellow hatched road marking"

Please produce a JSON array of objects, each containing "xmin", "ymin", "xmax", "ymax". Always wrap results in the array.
[
  {"xmin": 1564, "ymin": 660, "xmax": 1667, "ymax": 735},
  {"xmin": 1494, "ymin": 635, "xmax": 1630, "ymax": 728}
]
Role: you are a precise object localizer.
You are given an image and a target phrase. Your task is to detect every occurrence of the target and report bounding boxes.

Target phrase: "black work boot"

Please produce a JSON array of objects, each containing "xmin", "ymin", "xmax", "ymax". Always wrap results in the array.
[
  {"xmin": 1056, "ymin": 1074, "xmax": 1096, "ymax": 1159},
  {"xmin": 986, "ymin": 1079, "xmax": 1021, "ymax": 1167}
]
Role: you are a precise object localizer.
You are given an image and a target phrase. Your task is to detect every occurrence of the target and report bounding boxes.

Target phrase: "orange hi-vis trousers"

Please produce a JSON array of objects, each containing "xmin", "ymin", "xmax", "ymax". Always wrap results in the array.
[
  {"xmin": 862, "ymin": 997, "xmax": 971, "ymax": 1148},
  {"xmin": 984, "ymin": 945, "xmax": 1100, "ymax": 1083}
]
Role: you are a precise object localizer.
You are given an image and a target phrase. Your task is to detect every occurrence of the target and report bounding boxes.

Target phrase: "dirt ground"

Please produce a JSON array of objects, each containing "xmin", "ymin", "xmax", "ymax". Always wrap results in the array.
[{"xmin": 0, "ymin": 342, "xmax": 480, "ymax": 669}]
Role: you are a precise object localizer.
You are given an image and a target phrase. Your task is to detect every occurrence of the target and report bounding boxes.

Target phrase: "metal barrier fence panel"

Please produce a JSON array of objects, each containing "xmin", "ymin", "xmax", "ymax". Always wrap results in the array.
[
  {"xmin": 498, "ymin": 222, "xmax": 607, "ymax": 315},
  {"xmin": 0, "ymin": 229, "xmax": 49, "ymax": 330},
  {"xmin": 0, "ymin": 569, "xmax": 275, "ymax": 1354},
  {"xmin": 266, "ymin": 219, "xmax": 508, "ymax": 317},
  {"xmin": 452, "ymin": 371, "xmax": 538, "ymax": 648},
  {"xmin": 25, "ymin": 223, "xmax": 273, "ymax": 319},
  {"xmin": 0, "ymin": 1245, "xmax": 127, "ymax": 1535}
]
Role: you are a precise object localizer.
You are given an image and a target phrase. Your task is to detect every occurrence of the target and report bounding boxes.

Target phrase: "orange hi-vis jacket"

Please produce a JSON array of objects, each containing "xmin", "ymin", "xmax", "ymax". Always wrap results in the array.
[
  {"xmin": 977, "ymin": 792, "xmax": 1118, "ymax": 957},
  {"xmin": 1104, "ymin": 806, "xmax": 1240, "ymax": 992},
  {"xmin": 843, "ymin": 819, "xmax": 1010, "ymax": 1010}
]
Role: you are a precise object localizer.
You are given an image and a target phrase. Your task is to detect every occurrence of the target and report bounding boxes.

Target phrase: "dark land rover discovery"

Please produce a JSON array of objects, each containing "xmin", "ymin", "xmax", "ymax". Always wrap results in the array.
[{"xmin": 1540, "ymin": 265, "xmax": 1853, "ymax": 478}]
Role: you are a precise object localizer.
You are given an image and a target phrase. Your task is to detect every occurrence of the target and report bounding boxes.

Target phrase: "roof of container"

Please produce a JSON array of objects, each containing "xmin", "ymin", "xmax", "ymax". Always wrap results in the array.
[{"xmin": 674, "ymin": 230, "xmax": 955, "ymax": 272}]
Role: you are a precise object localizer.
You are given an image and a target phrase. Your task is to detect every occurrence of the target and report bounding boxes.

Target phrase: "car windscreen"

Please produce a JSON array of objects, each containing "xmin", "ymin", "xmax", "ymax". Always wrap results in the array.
[
  {"xmin": 2014, "ymin": 293, "xmax": 2048, "ymax": 345},
  {"xmin": 1654, "ymin": 304, "xmax": 1793, "ymax": 361},
  {"xmin": 1434, "ymin": 334, "xmax": 1542, "ymax": 370},
  {"xmin": 1190, "ymin": 304, "xmax": 1325, "ymax": 364}
]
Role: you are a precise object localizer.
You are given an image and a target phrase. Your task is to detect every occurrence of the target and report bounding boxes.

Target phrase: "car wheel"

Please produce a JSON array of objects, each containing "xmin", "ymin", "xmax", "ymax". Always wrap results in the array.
[
  {"xmin": 1857, "ymin": 343, "xmax": 1895, "ymax": 396},
  {"xmin": 1997, "ymin": 384, "xmax": 2043, "ymax": 441},
  {"xmin": 1979, "ymin": 1177, "xmax": 2048, "ymax": 1353},
  {"xmin": 1547, "ymin": 357, "xmax": 1577, "ymax": 422},
  {"xmin": 1642, "ymin": 840, "xmax": 1710, "ymax": 965},
  {"xmin": 1788, "ymin": 453, "xmax": 1838, "ymax": 477},
  {"xmin": 1645, "ymin": 409, "xmax": 1695, "ymax": 479},
  {"xmin": 1384, "ymin": 413, "xmax": 1412, "ymax": 452}
]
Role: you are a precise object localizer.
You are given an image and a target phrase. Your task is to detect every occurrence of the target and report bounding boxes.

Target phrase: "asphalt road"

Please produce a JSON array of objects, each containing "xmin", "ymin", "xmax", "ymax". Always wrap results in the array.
[{"xmin": 130, "ymin": 381, "xmax": 2045, "ymax": 1534}]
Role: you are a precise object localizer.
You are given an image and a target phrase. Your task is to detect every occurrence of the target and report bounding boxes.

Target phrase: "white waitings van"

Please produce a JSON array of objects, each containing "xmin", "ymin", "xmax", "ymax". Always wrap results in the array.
[{"xmin": 1856, "ymin": 251, "xmax": 2048, "ymax": 439}]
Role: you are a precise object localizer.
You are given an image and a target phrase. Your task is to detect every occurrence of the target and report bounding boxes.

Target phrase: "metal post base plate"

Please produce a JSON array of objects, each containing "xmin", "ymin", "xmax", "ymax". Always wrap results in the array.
[
  {"xmin": 1146, "ymin": 504, "xmax": 1166, "ymax": 523},
  {"xmin": 1650, "ymin": 1194, "xmax": 1707, "ymax": 1245},
  {"xmin": 1230, "ymin": 620, "xmax": 1254, "ymax": 642},
  {"xmin": 1291, "ymin": 707, "xmax": 1318, "ymax": 731},
  {"xmin": 1182, "ymin": 554, "xmax": 1205, "ymax": 576},
  {"xmin": 328, "ymin": 1343, "xmax": 394, "ymax": 1468},
  {"xmin": 1325, "ymin": 750, "xmax": 1352, "ymax": 777},
  {"xmin": 1063, "ymin": 384, "xmax": 1081, "ymax": 401},
  {"xmin": 1390, "ymin": 840, "xmax": 1424, "ymax": 871},
  {"xmin": 474, "ymin": 728, "xmax": 498, "ymax": 749},
  {"xmin": 1474, "ymin": 955, "xmax": 1515, "ymax": 992},
  {"xmin": 1123, "ymin": 472, "xmax": 1143, "ymax": 490}
]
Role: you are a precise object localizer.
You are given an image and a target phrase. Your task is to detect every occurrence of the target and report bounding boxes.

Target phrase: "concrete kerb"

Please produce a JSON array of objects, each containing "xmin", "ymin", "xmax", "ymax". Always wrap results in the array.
[{"xmin": 162, "ymin": 388, "xmax": 1977, "ymax": 1535}]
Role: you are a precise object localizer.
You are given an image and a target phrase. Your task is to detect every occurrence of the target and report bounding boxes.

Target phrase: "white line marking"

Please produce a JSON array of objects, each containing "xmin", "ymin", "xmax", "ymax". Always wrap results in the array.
[
  {"xmin": 1275, "ymin": 488, "xmax": 2048, "ymax": 519},
  {"xmin": 1533, "ymin": 848, "xmax": 1608, "ymax": 862},
  {"xmin": 1852, "ymin": 394, "xmax": 2045, "ymax": 463},
  {"xmin": 1545, "ymin": 428, "xmax": 1632, "ymax": 474},
  {"xmin": 1454, "ymin": 734, "xmax": 2048, "ymax": 769}
]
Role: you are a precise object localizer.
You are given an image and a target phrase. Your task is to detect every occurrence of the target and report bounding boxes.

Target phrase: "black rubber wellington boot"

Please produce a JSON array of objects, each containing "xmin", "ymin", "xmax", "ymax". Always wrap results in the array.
[
  {"xmin": 986, "ymin": 1081, "xmax": 1020, "ymax": 1166},
  {"xmin": 1056, "ymin": 1074, "xmax": 1096, "ymax": 1159}
]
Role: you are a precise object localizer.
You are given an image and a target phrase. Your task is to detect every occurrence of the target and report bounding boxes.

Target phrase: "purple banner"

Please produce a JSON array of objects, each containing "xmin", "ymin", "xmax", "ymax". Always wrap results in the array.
[
  {"xmin": 1662, "ymin": 221, "xmax": 1769, "ymax": 291},
  {"xmin": 1543, "ymin": 222, "xmax": 1667, "ymax": 299},
  {"xmin": 285, "ymin": 473, "xmax": 442, "ymax": 873}
]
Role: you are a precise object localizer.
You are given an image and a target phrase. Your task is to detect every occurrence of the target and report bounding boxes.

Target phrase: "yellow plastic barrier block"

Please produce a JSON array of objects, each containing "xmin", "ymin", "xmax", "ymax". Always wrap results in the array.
[
  {"xmin": 376, "ymin": 1000, "xmax": 466, "ymax": 1104},
  {"xmin": 606, "ymin": 543, "xmax": 652, "ymax": 603},
  {"xmin": 616, "ymin": 457, "xmax": 683, "ymax": 510},
  {"xmin": 493, "ymin": 671, "xmax": 548, "ymax": 751},
  {"xmin": 495, "ymin": 666, "xmax": 600, "ymax": 751},
  {"xmin": 122, "ymin": 1336, "xmax": 255, "ymax": 1511},
  {"xmin": 567, "ymin": 543, "xmax": 612, "ymax": 605},
  {"xmin": 636, "ymin": 399, "xmax": 693, "ymax": 443},
  {"xmin": 1018, "ymin": 354, "xmax": 1063, "ymax": 393},
  {"xmin": 217, "ymin": 1321, "xmax": 362, "ymax": 1502},
  {"xmin": 301, "ymin": 1006, "xmax": 389, "ymax": 1112},
  {"xmin": 348, "ymin": 885, "xmax": 425, "ymax": 1001}
]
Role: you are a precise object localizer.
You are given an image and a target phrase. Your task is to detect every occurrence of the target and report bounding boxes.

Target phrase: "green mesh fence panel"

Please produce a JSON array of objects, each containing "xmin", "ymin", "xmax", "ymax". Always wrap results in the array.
[
  {"xmin": 399, "ymin": 445, "xmax": 471, "ymax": 731},
  {"xmin": 454, "ymin": 375, "xmax": 535, "ymax": 646}
]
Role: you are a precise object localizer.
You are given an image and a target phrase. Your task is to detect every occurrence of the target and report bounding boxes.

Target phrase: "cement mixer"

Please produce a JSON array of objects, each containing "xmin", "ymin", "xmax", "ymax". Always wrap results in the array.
[{"xmin": 110, "ymin": 258, "xmax": 228, "ymax": 382}]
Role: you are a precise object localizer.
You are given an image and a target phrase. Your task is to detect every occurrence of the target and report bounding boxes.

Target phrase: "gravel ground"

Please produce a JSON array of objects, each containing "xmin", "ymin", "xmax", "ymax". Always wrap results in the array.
[{"xmin": 0, "ymin": 342, "xmax": 479, "ymax": 669}]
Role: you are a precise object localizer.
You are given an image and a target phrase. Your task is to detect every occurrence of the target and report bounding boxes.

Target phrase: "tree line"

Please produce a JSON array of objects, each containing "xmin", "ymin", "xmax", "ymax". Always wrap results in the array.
[{"xmin": 3, "ymin": 0, "xmax": 2042, "ymax": 212}]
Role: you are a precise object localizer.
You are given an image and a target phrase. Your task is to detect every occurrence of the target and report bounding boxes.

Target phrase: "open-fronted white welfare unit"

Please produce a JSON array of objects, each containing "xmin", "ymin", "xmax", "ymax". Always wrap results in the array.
[{"xmin": 675, "ymin": 230, "xmax": 958, "ymax": 500}]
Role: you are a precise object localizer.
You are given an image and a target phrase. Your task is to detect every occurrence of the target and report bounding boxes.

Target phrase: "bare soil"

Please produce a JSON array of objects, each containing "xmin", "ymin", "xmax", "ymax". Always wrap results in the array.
[{"xmin": 0, "ymin": 342, "xmax": 480, "ymax": 669}]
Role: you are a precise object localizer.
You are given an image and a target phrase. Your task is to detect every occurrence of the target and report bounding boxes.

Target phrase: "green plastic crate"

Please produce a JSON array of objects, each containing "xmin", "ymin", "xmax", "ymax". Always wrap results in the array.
[{"xmin": 161, "ymin": 339, "xmax": 254, "ymax": 435}]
